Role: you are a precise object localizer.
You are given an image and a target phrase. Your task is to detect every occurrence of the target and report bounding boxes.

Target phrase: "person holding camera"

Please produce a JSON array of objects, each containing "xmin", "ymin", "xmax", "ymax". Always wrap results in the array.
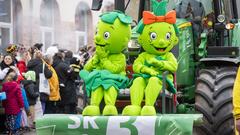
[{"xmin": 27, "ymin": 50, "xmax": 52, "ymax": 113}]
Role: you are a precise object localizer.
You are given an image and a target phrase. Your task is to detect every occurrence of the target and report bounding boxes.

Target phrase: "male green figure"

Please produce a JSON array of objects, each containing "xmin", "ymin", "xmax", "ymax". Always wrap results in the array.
[
  {"xmin": 80, "ymin": 11, "xmax": 132, "ymax": 116},
  {"xmin": 122, "ymin": 8, "xmax": 178, "ymax": 116}
]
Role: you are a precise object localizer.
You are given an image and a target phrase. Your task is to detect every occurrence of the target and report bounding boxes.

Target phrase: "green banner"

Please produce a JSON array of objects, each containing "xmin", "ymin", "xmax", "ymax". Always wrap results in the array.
[{"xmin": 36, "ymin": 114, "xmax": 202, "ymax": 135}]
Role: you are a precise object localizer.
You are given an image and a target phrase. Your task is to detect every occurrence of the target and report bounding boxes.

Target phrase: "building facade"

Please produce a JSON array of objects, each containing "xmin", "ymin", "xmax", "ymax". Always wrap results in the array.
[{"xmin": 0, "ymin": 0, "xmax": 114, "ymax": 53}]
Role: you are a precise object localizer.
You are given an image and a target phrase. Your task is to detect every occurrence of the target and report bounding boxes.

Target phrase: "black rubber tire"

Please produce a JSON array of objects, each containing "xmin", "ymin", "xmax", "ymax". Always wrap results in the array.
[{"xmin": 195, "ymin": 66, "xmax": 237, "ymax": 135}]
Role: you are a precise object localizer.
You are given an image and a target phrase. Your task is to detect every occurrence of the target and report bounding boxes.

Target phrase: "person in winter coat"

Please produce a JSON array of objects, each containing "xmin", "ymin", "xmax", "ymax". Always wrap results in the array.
[
  {"xmin": 78, "ymin": 46, "xmax": 90, "ymax": 66},
  {"xmin": 22, "ymin": 70, "xmax": 39, "ymax": 127},
  {"xmin": 52, "ymin": 52, "xmax": 74, "ymax": 113},
  {"xmin": 15, "ymin": 44, "xmax": 29, "ymax": 75},
  {"xmin": 63, "ymin": 57, "xmax": 81, "ymax": 114},
  {"xmin": 22, "ymin": 71, "xmax": 39, "ymax": 106},
  {"xmin": 27, "ymin": 50, "xmax": 52, "ymax": 113},
  {"xmin": 2, "ymin": 72, "xmax": 24, "ymax": 135},
  {"xmin": 64, "ymin": 50, "xmax": 73, "ymax": 65},
  {"xmin": 0, "ymin": 54, "xmax": 16, "ymax": 75},
  {"xmin": 43, "ymin": 54, "xmax": 61, "ymax": 114},
  {"xmin": 0, "ymin": 54, "xmax": 21, "ymax": 83},
  {"xmin": 0, "ymin": 54, "xmax": 14, "ymax": 133},
  {"xmin": 1, "ymin": 54, "xmax": 15, "ymax": 69}
]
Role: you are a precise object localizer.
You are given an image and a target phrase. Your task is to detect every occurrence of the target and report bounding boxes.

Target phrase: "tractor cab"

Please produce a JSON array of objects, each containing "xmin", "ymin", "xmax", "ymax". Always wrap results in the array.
[
  {"xmin": 176, "ymin": 0, "xmax": 240, "ymax": 58},
  {"xmin": 175, "ymin": 0, "xmax": 240, "ymax": 135}
]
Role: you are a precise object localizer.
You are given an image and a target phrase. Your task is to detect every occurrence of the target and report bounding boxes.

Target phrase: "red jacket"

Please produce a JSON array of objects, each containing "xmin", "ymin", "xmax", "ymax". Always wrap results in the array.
[
  {"xmin": 17, "ymin": 60, "xmax": 27, "ymax": 75},
  {"xmin": 2, "ymin": 81, "xmax": 24, "ymax": 114}
]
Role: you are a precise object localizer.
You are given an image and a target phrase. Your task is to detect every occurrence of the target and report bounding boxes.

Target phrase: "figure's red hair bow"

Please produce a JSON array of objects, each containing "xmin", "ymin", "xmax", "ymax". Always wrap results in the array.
[{"xmin": 143, "ymin": 10, "xmax": 176, "ymax": 25}]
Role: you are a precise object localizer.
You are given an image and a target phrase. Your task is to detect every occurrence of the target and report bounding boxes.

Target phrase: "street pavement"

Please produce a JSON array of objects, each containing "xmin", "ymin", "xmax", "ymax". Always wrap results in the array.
[{"xmin": 0, "ymin": 129, "xmax": 36, "ymax": 135}]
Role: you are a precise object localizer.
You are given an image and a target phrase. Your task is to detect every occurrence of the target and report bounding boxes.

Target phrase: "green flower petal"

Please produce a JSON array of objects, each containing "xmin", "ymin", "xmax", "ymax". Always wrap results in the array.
[
  {"xmin": 100, "ymin": 10, "xmax": 132, "ymax": 25},
  {"xmin": 118, "ymin": 14, "xmax": 132, "ymax": 24},
  {"xmin": 100, "ymin": 12, "xmax": 118, "ymax": 24}
]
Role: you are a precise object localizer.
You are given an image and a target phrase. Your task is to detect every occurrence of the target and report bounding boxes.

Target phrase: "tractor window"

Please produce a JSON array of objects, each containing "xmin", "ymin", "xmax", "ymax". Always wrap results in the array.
[
  {"xmin": 221, "ymin": 0, "xmax": 234, "ymax": 21},
  {"xmin": 125, "ymin": 0, "xmax": 140, "ymax": 25},
  {"xmin": 237, "ymin": 0, "xmax": 240, "ymax": 18},
  {"xmin": 125, "ymin": 0, "xmax": 151, "ymax": 25}
]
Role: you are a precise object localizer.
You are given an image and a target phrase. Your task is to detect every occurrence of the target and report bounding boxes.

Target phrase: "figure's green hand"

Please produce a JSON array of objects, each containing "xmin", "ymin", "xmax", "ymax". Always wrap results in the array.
[
  {"xmin": 141, "ymin": 66, "xmax": 159, "ymax": 76},
  {"xmin": 148, "ymin": 58, "xmax": 164, "ymax": 68},
  {"xmin": 96, "ymin": 46, "xmax": 109, "ymax": 58},
  {"xmin": 92, "ymin": 55, "xmax": 100, "ymax": 65}
]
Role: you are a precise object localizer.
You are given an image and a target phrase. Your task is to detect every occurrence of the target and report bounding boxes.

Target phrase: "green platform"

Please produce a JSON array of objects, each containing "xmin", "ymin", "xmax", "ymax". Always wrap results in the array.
[{"xmin": 36, "ymin": 114, "xmax": 202, "ymax": 135}]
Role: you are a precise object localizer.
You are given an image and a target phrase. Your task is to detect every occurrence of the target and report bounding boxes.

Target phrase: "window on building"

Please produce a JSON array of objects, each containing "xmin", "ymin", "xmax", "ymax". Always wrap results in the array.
[
  {"xmin": 0, "ymin": 28, "xmax": 10, "ymax": 52},
  {"xmin": 101, "ymin": 1, "xmax": 114, "ymax": 13},
  {"xmin": 13, "ymin": 0, "xmax": 23, "ymax": 44},
  {"xmin": 75, "ymin": 1, "xmax": 92, "ymax": 51},
  {"xmin": 0, "ymin": 0, "xmax": 12, "ymax": 53},
  {"xmin": 40, "ymin": 0, "xmax": 60, "ymax": 51},
  {"xmin": 0, "ymin": 0, "xmax": 11, "ymax": 23}
]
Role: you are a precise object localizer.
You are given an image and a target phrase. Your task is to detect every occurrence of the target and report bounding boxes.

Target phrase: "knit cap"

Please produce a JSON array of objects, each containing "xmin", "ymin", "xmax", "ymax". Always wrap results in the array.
[{"xmin": 23, "ymin": 71, "xmax": 36, "ymax": 82}]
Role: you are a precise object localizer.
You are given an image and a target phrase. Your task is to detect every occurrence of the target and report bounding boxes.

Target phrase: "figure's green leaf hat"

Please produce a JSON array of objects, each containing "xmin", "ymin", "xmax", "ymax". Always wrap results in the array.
[
  {"xmin": 136, "ymin": 0, "xmax": 179, "ymax": 35},
  {"xmin": 100, "ymin": 10, "xmax": 132, "ymax": 25}
]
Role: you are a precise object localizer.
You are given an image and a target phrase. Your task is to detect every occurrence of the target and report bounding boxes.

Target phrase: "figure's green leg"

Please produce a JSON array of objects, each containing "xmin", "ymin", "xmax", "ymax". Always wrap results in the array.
[
  {"xmin": 82, "ymin": 87, "xmax": 103, "ymax": 116},
  {"xmin": 141, "ymin": 77, "xmax": 162, "ymax": 116},
  {"xmin": 122, "ymin": 77, "xmax": 146, "ymax": 116},
  {"xmin": 102, "ymin": 86, "xmax": 118, "ymax": 116}
]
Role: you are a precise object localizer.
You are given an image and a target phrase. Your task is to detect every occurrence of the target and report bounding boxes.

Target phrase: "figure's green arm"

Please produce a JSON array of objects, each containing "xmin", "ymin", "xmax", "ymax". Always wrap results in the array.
[
  {"xmin": 133, "ymin": 53, "xmax": 146, "ymax": 73},
  {"xmin": 160, "ymin": 53, "xmax": 178, "ymax": 73},
  {"xmin": 100, "ymin": 53, "xmax": 126, "ymax": 74},
  {"xmin": 84, "ymin": 55, "xmax": 99, "ymax": 71}
]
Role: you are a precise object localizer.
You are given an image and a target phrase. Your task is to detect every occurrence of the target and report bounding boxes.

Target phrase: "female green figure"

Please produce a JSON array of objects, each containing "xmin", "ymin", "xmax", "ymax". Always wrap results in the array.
[{"xmin": 122, "ymin": 7, "xmax": 179, "ymax": 116}]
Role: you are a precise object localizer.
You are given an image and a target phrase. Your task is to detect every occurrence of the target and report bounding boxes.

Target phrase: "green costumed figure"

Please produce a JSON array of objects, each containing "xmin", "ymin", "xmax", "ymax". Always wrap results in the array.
[
  {"xmin": 80, "ymin": 11, "xmax": 132, "ymax": 116},
  {"xmin": 122, "ymin": 1, "xmax": 178, "ymax": 116}
]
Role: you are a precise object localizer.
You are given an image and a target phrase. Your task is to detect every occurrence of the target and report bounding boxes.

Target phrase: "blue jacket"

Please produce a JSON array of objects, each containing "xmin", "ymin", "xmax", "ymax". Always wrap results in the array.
[{"xmin": 15, "ymin": 88, "xmax": 29, "ymax": 129}]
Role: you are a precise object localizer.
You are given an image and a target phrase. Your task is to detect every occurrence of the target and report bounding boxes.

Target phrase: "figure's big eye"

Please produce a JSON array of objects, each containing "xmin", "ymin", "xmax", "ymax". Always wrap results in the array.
[
  {"xmin": 150, "ymin": 32, "xmax": 157, "ymax": 40},
  {"xmin": 166, "ymin": 32, "xmax": 171, "ymax": 40},
  {"xmin": 103, "ymin": 32, "xmax": 110, "ymax": 39}
]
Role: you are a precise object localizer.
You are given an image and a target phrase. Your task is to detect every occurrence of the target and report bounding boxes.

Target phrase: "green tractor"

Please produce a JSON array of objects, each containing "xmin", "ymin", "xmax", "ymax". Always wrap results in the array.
[
  {"xmin": 92, "ymin": 0, "xmax": 240, "ymax": 134},
  {"xmin": 175, "ymin": 0, "xmax": 240, "ymax": 134}
]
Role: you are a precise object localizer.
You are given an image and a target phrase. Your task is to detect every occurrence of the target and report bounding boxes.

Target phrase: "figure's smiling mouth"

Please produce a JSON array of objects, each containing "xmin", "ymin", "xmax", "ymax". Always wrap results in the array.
[
  {"xmin": 95, "ymin": 43, "xmax": 106, "ymax": 47},
  {"xmin": 154, "ymin": 47, "xmax": 167, "ymax": 52}
]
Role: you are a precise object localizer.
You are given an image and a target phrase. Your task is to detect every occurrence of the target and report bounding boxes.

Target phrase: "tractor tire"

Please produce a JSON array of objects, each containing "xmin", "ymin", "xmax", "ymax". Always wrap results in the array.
[{"xmin": 194, "ymin": 66, "xmax": 237, "ymax": 135}]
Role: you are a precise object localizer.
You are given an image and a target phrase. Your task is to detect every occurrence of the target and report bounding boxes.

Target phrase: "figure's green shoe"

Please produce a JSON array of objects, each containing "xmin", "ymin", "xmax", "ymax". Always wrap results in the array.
[
  {"xmin": 82, "ymin": 105, "xmax": 100, "ymax": 116},
  {"xmin": 102, "ymin": 105, "xmax": 118, "ymax": 116},
  {"xmin": 140, "ymin": 106, "xmax": 156, "ymax": 116},
  {"xmin": 122, "ymin": 105, "xmax": 141, "ymax": 116}
]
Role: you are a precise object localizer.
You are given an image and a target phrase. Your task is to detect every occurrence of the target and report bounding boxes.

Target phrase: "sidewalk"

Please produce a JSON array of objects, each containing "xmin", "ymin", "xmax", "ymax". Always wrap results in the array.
[{"xmin": 0, "ymin": 129, "xmax": 36, "ymax": 135}]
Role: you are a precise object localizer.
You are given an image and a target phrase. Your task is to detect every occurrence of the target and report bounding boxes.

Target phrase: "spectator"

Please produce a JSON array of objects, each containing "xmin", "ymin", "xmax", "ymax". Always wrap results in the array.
[
  {"xmin": 0, "ymin": 54, "xmax": 16, "ymax": 71},
  {"xmin": 64, "ymin": 50, "xmax": 73, "ymax": 65},
  {"xmin": 78, "ymin": 46, "xmax": 90, "ymax": 66},
  {"xmin": 2, "ymin": 72, "xmax": 24, "ymax": 135},
  {"xmin": 27, "ymin": 50, "xmax": 52, "ymax": 113},
  {"xmin": 43, "ymin": 54, "xmax": 61, "ymax": 114},
  {"xmin": 52, "ymin": 52, "xmax": 73, "ymax": 113},
  {"xmin": 33, "ymin": 43, "xmax": 43, "ymax": 51},
  {"xmin": 16, "ymin": 46, "xmax": 31, "ymax": 75},
  {"xmin": 45, "ymin": 44, "xmax": 59, "ymax": 57},
  {"xmin": 63, "ymin": 57, "xmax": 81, "ymax": 114},
  {"xmin": 0, "ymin": 54, "xmax": 20, "ymax": 84},
  {"xmin": 29, "ymin": 43, "xmax": 43, "ymax": 58},
  {"xmin": 22, "ymin": 71, "xmax": 39, "ymax": 128}
]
